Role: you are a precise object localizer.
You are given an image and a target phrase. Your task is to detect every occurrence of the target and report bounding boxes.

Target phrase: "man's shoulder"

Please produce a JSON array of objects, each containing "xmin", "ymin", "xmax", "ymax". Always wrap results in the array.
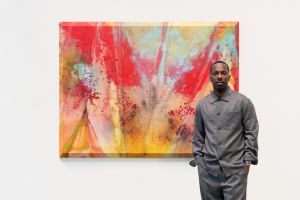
[
  {"xmin": 196, "ymin": 93, "xmax": 213, "ymax": 108},
  {"xmin": 231, "ymin": 90, "xmax": 251, "ymax": 104}
]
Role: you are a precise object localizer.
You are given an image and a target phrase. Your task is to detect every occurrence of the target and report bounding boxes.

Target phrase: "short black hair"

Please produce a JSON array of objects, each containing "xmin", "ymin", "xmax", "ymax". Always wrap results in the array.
[{"xmin": 210, "ymin": 60, "xmax": 229, "ymax": 74}]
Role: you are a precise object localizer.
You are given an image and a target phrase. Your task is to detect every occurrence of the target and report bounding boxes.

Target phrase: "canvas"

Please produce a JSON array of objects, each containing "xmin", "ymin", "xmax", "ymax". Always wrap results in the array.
[{"xmin": 59, "ymin": 22, "xmax": 239, "ymax": 158}]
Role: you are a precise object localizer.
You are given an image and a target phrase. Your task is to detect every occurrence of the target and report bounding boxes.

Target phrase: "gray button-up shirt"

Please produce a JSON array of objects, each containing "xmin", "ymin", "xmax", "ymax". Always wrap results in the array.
[{"xmin": 192, "ymin": 87, "xmax": 259, "ymax": 177}]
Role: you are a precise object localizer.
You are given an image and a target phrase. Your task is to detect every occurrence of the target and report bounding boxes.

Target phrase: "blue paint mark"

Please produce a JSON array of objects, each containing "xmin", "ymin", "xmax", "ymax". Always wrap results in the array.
[
  {"xmin": 190, "ymin": 48, "xmax": 198, "ymax": 57},
  {"xmin": 206, "ymin": 29, "xmax": 238, "ymax": 60},
  {"xmin": 170, "ymin": 29, "xmax": 181, "ymax": 41},
  {"xmin": 72, "ymin": 63, "xmax": 93, "ymax": 80},
  {"xmin": 211, "ymin": 32, "xmax": 238, "ymax": 59},
  {"xmin": 223, "ymin": 33, "xmax": 238, "ymax": 58},
  {"xmin": 218, "ymin": 43, "xmax": 225, "ymax": 53},
  {"xmin": 142, "ymin": 27, "xmax": 162, "ymax": 41},
  {"xmin": 137, "ymin": 27, "xmax": 162, "ymax": 59},
  {"xmin": 174, "ymin": 59, "xmax": 193, "ymax": 73},
  {"xmin": 208, "ymin": 44, "xmax": 217, "ymax": 59},
  {"xmin": 72, "ymin": 63, "xmax": 96, "ymax": 88},
  {"xmin": 182, "ymin": 64, "xmax": 193, "ymax": 72},
  {"xmin": 167, "ymin": 76, "xmax": 175, "ymax": 87}
]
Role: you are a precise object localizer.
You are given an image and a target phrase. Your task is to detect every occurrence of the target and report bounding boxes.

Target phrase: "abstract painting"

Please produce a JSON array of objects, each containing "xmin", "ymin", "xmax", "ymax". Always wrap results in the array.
[{"xmin": 59, "ymin": 22, "xmax": 239, "ymax": 158}]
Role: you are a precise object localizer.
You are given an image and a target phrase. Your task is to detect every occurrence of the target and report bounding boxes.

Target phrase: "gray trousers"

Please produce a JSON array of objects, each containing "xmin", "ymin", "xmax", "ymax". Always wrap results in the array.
[{"xmin": 198, "ymin": 167, "xmax": 249, "ymax": 200}]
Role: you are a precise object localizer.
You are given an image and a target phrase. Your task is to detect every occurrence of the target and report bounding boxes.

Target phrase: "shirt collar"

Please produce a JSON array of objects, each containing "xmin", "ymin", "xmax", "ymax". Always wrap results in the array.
[{"xmin": 208, "ymin": 86, "xmax": 232, "ymax": 103}]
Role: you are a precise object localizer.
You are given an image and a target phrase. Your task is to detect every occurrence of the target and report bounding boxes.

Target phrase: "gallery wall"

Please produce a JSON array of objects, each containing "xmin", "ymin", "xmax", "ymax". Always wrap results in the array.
[{"xmin": 0, "ymin": 0, "xmax": 299, "ymax": 199}]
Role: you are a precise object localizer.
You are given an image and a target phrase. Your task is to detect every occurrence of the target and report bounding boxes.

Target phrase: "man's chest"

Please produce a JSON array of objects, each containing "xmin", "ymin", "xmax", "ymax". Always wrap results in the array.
[{"xmin": 200, "ymin": 100, "xmax": 243, "ymax": 131}]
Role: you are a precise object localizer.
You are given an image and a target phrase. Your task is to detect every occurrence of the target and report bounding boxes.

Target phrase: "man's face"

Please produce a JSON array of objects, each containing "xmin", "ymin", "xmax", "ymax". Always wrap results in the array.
[{"xmin": 210, "ymin": 63, "xmax": 230, "ymax": 90}]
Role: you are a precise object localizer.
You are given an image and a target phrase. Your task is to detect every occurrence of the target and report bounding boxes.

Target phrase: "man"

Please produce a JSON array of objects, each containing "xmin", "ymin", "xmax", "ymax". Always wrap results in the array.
[{"xmin": 190, "ymin": 61, "xmax": 259, "ymax": 200}]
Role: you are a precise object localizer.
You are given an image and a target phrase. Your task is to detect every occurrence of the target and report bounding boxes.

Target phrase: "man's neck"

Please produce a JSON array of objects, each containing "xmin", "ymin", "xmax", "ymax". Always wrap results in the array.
[{"xmin": 213, "ymin": 86, "xmax": 228, "ymax": 98}]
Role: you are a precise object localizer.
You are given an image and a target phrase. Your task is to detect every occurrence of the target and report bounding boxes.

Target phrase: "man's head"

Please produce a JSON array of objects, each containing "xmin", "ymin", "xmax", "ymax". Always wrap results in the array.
[{"xmin": 210, "ymin": 61, "xmax": 230, "ymax": 91}]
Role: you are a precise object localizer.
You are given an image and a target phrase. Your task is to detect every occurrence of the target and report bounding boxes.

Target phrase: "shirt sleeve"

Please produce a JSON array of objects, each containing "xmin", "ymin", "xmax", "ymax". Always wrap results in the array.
[
  {"xmin": 192, "ymin": 103, "xmax": 205, "ymax": 158},
  {"xmin": 242, "ymin": 98, "xmax": 259, "ymax": 165}
]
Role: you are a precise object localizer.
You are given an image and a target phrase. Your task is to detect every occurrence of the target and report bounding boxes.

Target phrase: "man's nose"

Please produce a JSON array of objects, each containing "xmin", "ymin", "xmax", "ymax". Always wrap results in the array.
[{"xmin": 217, "ymin": 73, "xmax": 223, "ymax": 79}]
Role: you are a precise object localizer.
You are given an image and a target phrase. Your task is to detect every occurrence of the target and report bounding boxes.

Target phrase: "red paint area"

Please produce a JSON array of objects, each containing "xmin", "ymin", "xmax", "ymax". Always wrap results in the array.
[
  {"xmin": 233, "ymin": 23, "xmax": 239, "ymax": 91},
  {"xmin": 231, "ymin": 66, "xmax": 239, "ymax": 91},
  {"xmin": 97, "ymin": 26, "xmax": 118, "ymax": 84},
  {"xmin": 168, "ymin": 103, "xmax": 195, "ymax": 138},
  {"xmin": 118, "ymin": 35, "xmax": 141, "ymax": 86},
  {"xmin": 229, "ymin": 50, "xmax": 239, "ymax": 91},
  {"xmin": 71, "ymin": 81, "xmax": 99, "ymax": 109},
  {"xmin": 97, "ymin": 26, "xmax": 141, "ymax": 87},
  {"xmin": 174, "ymin": 29, "xmax": 220, "ymax": 98},
  {"xmin": 61, "ymin": 24, "xmax": 141, "ymax": 87},
  {"xmin": 168, "ymin": 105, "xmax": 194, "ymax": 117},
  {"xmin": 60, "ymin": 24, "xmax": 97, "ymax": 65}
]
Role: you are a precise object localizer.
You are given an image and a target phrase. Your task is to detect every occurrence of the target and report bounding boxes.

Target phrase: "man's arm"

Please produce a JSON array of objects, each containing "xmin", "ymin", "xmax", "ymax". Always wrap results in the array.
[
  {"xmin": 192, "ymin": 104, "xmax": 205, "ymax": 159},
  {"xmin": 242, "ymin": 98, "xmax": 259, "ymax": 165}
]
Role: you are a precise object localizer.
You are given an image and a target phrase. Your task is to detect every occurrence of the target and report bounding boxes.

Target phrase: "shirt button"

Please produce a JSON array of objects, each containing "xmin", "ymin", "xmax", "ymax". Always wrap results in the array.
[
  {"xmin": 217, "ymin": 113, "xmax": 220, "ymax": 116},
  {"xmin": 218, "ymin": 127, "xmax": 221, "ymax": 130}
]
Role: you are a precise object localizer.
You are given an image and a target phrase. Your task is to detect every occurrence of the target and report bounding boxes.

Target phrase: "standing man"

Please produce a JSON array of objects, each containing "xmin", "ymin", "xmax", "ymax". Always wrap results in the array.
[{"xmin": 190, "ymin": 61, "xmax": 259, "ymax": 200}]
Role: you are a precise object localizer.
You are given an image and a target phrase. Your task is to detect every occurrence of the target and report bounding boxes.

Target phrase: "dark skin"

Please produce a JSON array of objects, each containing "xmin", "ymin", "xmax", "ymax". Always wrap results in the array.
[
  {"xmin": 210, "ymin": 63, "xmax": 230, "ymax": 98},
  {"xmin": 210, "ymin": 63, "xmax": 250, "ymax": 171}
]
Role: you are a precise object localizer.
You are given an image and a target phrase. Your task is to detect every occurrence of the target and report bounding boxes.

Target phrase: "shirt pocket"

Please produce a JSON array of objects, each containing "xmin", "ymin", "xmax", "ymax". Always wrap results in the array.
[{"xmin": 222, "ymin": 110, "xmax": 242, "ymax": 129}]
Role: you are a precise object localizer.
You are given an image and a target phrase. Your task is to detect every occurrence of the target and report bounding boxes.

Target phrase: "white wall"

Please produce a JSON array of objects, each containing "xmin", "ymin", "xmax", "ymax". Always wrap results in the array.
[{"xmin": 1, "ymin": 0, "xmax": 300, "ymax": 199}]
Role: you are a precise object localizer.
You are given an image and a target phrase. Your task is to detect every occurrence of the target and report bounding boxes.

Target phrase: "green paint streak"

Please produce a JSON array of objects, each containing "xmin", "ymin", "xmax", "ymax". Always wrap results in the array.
[{"xmin": 64, "ymin": 119, "xmax": 84, "ymax": 151}]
